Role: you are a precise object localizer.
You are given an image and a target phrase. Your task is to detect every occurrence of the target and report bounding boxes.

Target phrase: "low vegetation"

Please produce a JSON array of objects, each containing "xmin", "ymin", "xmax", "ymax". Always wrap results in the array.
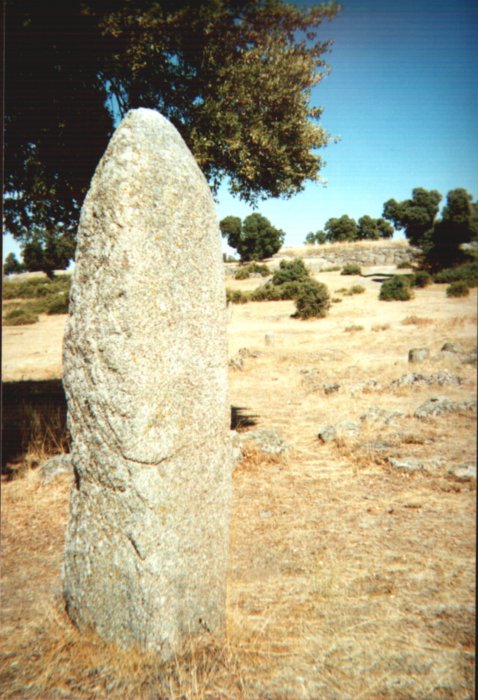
[
  {"xmin": 234, "ymin": 262, "xmax": 270, "ymax": 280},
  {"xmin": 434, "ymin": 261, "xmax": 478, "ymax": 286},
  {"xmin": 341, "ymin": 263, "xmax": 362, "ymax": 275},
  {"xmin": 446, "ymin": 281, "xmax": 470, "ymax": 298},
  {"xmin": 2, "ymin": 275, "xmax": 71, "ymax": 324},
  {"xmin": 379, "ymin": 275, "xmax": 414, "ymax": 301}
]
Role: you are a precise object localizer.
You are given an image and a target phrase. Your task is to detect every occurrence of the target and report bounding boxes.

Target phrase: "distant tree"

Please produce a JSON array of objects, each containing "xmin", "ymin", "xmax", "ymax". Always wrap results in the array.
[
  {"xmin": 382, "ymin": 188, "xmax": 442, "ymax": 247},
  {"xmin": 356, "ymin": 215, "xmax": 394, "ymax": 240},
  {"xmin": 220, "ymin": 213, "xmax": 285, "ymax": 262},
  {"xmin": 304, "ymin": 230, "xmax": 326, "ymax": 245},
  {"xmin": 426, "ymin": 188, "xmax": 478, "ymax": 267},
  {"xmin": 324, "ymin": 215, "xmax": 357, "ymax": 242},
  {"xmin": 383, "ymin": 186, "xmax": 478, "ymax": 269},
  {"xmin": 22, "ymin": 232, "xmax": 74, "ymax": 278},
  {"xmin": 3, "ymin": 252, "xmax": 24, "ymax": 275}
]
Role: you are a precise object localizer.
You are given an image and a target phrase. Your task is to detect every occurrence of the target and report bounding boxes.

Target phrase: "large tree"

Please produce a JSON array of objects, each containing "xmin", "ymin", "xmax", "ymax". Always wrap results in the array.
[
  {"xmin": 323, "ymin": 214, "xmax": 357, "ymax": 242},
  {"xmin": 356, "ymin": 215, "xmax": 394, "ymax": 240},
  {"xmin": 5, "ymin": 0, "xmax": 339, "ymax": 272},
  {"xmin": 426, "ymin": 188, "xmax": 478, "ymax": 267},
  {"xmin": 383, "ymin": 187, "xmax": 478, "ymax": 268},
  {"xmin": 382, "ymin": 188, "xmax": 442, "ymax": 248},
  {"xmin": 220, "ymin": 213, "xmax": 285, "ymax": 261}
]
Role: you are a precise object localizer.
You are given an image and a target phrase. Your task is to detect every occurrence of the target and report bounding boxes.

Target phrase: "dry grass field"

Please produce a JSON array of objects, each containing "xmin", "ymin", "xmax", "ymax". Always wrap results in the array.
[{"xmin": 1, "ymin": 262, "xmax": 476, "ymax": 698}]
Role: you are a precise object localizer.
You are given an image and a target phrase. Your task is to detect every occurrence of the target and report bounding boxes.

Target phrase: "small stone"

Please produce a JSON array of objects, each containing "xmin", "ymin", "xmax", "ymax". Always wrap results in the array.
[
  {"xmin": 388, "ymin": 457, "xmax": 424, "ymax": 472},
  {"xmin": 237, "ymin": 428, "xmax": 288, "ymax": 455},
  {"xmin": 323, "ymin": 382, "xmax": 340, "ymax": 395},
  {"xmin": 415, "ymin": 396, "xmax": 477, "ymax": 419},
  {"xmin": 360, "ymin": 406, "xmax": 402, "ymax": 424},
  {"xmin": 40, "ymin": 454, "xmax": 73, "ymax": 483},
  {"xmin": 264, "ymin": 333, "xmax": 274, "ymax": 346},
  {"xmin": 441, "ymin": 342, "xmax": 462, "ymax": 354},
  {"xmin": 387, "ymin": 506, "xmax": 394, "ymax": 514},
  {"xmin": 408, "ymin": 347, "xmax": 430, "ymax": 363},
  {"xmin": 447, "ymin": 464, "xmax": 477, "ymax": 482},
  {"xmin": 318, "ymin": 426, "xmax": 337, "ymax": 443}
]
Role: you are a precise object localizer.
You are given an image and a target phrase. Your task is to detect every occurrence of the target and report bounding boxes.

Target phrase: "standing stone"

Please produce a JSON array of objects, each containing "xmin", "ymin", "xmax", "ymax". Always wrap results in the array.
[{"xmin": 62, "ymin": 108, "xmax": 231, "ymax": 659}]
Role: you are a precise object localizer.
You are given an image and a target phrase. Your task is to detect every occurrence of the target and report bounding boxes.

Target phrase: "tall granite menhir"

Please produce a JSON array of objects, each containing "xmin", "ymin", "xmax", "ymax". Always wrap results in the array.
[{"xmin": 62, "ymin": 108, "xmax": 232, "ymax": 658}]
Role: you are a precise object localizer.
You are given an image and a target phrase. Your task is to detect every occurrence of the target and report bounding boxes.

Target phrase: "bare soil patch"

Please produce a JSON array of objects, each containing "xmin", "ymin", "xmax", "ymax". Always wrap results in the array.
[{"xmin": 1, "ymin": 266, "xmax": 476, "ymax": 698}]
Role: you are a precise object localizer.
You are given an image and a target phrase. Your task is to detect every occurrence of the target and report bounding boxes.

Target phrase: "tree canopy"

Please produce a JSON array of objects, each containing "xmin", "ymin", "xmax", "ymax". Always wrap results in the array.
[
  {"xmin": 5, "ymin": 0, "xmax": 339, "ymax": 273},
  {"xmin": 383, "ymin": 187, "xmax": 478, "ymax": 268},
  {"xmin": 323, "ymin": 215, "xmax": 358, "ymax": 242},
  {"xmin": 220, "ymin": 213, "xmax": 285, "ymax": 261},
  {"xmin": 382, "ymin": 188, "xmax": 442, "ymax": 248}
]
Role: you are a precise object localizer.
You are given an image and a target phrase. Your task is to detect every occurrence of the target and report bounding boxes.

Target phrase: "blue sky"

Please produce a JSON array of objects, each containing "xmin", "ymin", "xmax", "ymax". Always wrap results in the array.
[
  {"xmin": 4, "ymin": 0, "xmax": 477, "ymax": 260},
  {"xmin": 216, "ymin": 0, "xmax": 478, "ymax": 248}
]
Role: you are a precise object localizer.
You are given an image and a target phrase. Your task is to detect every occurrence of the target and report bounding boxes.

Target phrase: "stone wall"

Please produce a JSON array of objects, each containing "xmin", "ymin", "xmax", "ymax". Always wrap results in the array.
[{"xmin": 225, "ymin": 241, "xmax": 419, "ymax": 275}]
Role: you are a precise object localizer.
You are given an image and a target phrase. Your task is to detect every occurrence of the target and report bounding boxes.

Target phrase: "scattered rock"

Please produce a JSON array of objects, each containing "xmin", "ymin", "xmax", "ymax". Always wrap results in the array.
[
  {"xmin": 350, "ymin": 379, "xmax": 382, "ymax": 395},
  {"xmin": 360, "ymin": 406, "xmax": 402, "ymax": 424},
  {"xmin": 318, "ymin": 421, "xmax": 360, "ymax": 443},
  {"xmin": 323, "ymin": 382, "xmax": 340, "ymax": 395},
  {"xmin": 388, "ymin": 458, "xmax": 424, "ymax": 472},
  {"xmin": 408, "ymin": 347, "xmax": 430, "ymax": 363},
  {"xmin": 447, "ymin": 464, "xmax": 477, "ymax": 482},
  {"xmin": 235, "ymin": 428, "xmax": 288, "ymax": 455},
  {"xmin": 441, "ymin": 342, "xmax": 462, "ymax": 354},
  {"xmin": 462, "ymin": 347, "xmax": 477, "ymax": 365},
  {"xmin": 264, "ymin": 333, "xmax": 274, "ymax": 346},
  {"xmin": 414, "ymin": 396, "xmax": 477, "ymax": 419},
  {"xmin": 390, "ymin": 371, "xmax": 462, "ymax": 388},
  {"xmin": 40, "ymin": 454, "xmax": 73, "ymax": 483}
]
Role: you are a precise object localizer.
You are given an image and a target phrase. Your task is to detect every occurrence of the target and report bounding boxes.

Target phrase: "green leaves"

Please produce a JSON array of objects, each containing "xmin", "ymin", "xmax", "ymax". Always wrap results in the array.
[
  {"xmin": 5, "ymin": 0, "xmax": 339, "ymax": 263},
  {"xmin": 220, "ymin": 213, "xmax": 285, "ymax": 261}
]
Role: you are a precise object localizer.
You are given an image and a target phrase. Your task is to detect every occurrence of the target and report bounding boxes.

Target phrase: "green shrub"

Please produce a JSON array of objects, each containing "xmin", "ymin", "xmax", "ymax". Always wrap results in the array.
[
  {"xmin": 344, "ymin": 285, "xmax": 365, "ymax": 296},
  {"xmin": 344, "ymin": 324, "xmax": 364, "ymax": 332},
  {"xmin": 234, "ymin": 262, "xmax": 270, "ymax": 280},
  {"xmin": 234, "ymin": 267, "xmax": 251, "ymax": 280},
  {"xmin": 4, "ymin": 307, "xmax": 39, "ymax": 325},
  {"xmin": 292, "ymin": 280, "xmax": 331, "ymax": 319},
  {"xmin": 379, "ymin": 276, "xmax": 413, "ymax": 301},
  {"xmin": 411, "ymin": 270, "xmax": 432, "ymax": 288},
  {"xmin": 434, "ymin": 261, "xmax": 478, "ymax": 287},
  {"xmin": 46, "ymin": 292, "xmax": 70, "ymax": 314},
  {"xmin": 226, "ymin": 289, "xmax": 250, "ymax": 304},
  {"xmin": 446, "ymin": 281, "xmax": 470, "ymax": 298},
  {"xmin": 271, "ymin": 258, "xmax": 310, "ymax": 285},
  {"xmin": 2, "ymin": 275, "xmax": 71, "ymax": 300},
  {"xmin": 341, "ymin": 263, "xmax": 362, "ymax": 276},
  {"xmin": 396, "ymin": 260, "xmax": 412, "ymax": 269}
]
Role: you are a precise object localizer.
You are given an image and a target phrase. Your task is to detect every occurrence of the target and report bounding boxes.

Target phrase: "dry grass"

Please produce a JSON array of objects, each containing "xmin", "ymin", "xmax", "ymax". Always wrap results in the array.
[{"xmin": 1, "ymin": 265, "xmax": 476, "ymax": 698}]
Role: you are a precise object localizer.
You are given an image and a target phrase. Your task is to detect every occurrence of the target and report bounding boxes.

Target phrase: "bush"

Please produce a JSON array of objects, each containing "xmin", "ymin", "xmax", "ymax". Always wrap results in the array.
[
  {"xmin": 271, "ymin": 258, "xmax": 310, "ymax": 285},
  {"xmin": 2, "ymin": 275, "xmax": 71, "ymax": 300},
  {"xmin": 396, "ymin": 260, "xmax": 412, "ymax": 269},
  {"xmin": 341, "ymin": 263, "xmax": 362, "ymax": 276},
  {"xmin": 411, "ymin": 270, "xmax": 432, "ymax": 288},
  {"xmin": 446, "ymin": 281, "xmax": 470, "ymax": 298},
  {"xmin": 379, "ymin": 276, "xmax": 413, "ymax": 301},
  {"xmin": 4, "ymin": 307, "xmax": 39, "ymax": 326},
  {"xmin": 46, "ymin": 292, "xmax": 70, "ymax": 314},
  {"xmin": 344, "ymin": 285, "xmax": 365, "ymax": 296},
  {"xmin": 434, "ymin": 261, "xmax": 478, "ymax": 286},
  {"xmin": 226, "ymin": 289, "xmax": 250, "ymax": 304},
  {"xmin": 292, "ymin": 280, "xmax": 331, "ymax": 319},
  {"xmin": 233, "ymin": 267, "xmax": 250, "ymax": 280},
  {"xmin": 234, "ymin": 262, "xmax": 270, "ymax": 279}
]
